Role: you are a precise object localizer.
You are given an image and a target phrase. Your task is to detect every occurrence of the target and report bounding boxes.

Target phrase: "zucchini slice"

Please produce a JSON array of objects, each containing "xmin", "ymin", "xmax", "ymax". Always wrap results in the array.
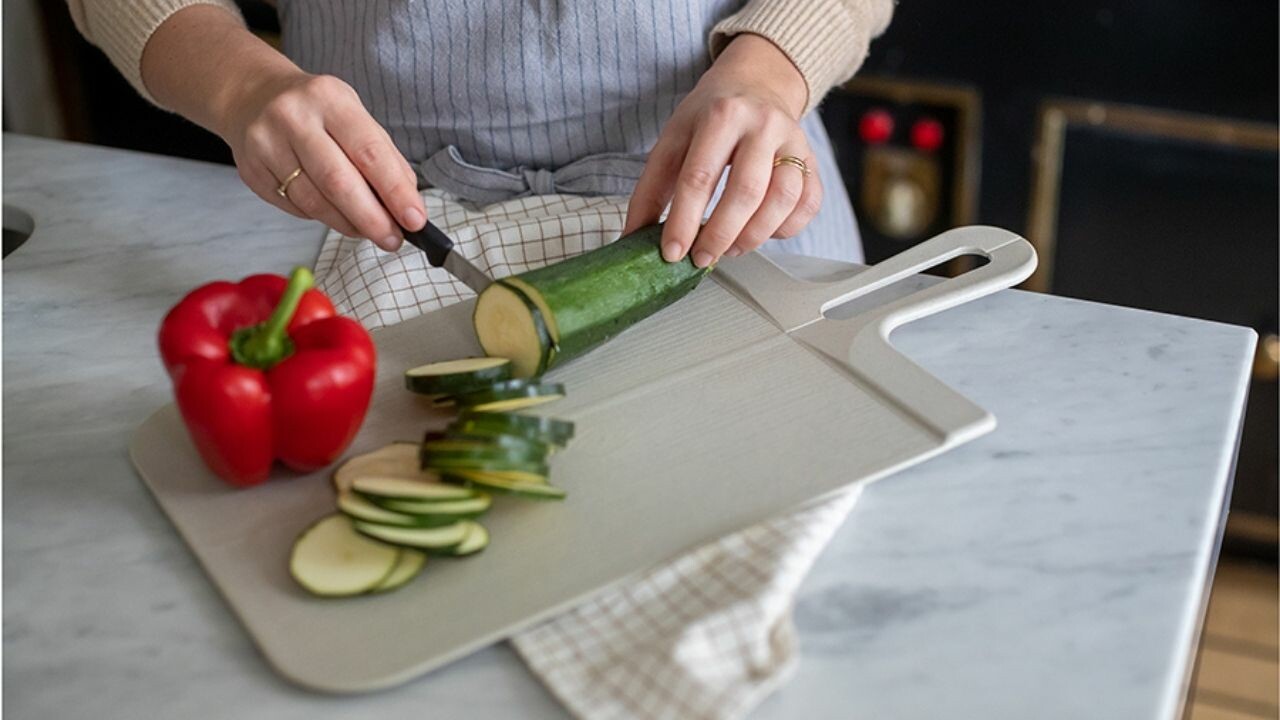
[
  {"xmin": 374, "ymin": 494, "xmax": 492, "ymax": 518},
  {"xmin": 371, "ymin": 549, "xmax": 427, "ymax": 593},
  {"xmin": 453, "ymin": 379, "xmax": 566, "ymax": 413},
  {"xmin": 352, "ymin": 520, "xmax": 472, "ymax": 550},
  {"xmin": 338, "ymin": 492, "xmax": 464, "ymax": 528},
  {"xmin": 289, "ymin": 514, "xmax": 401, "ymax": 597},
  {"xmin": 474, "ymin": 224, "xmax": 711, "ymax": 377},
  {"xmin": 452, "ymin": 411, "xmax": 575, "ymax": 447},
  {"xmin": 351, "ymin": 474, "xmax": 476, "ymax": 502},
  {"xmin": 404, "ymin": 357, "xmax": 513, "ymax": 396},
  {"xmin": 422, "ymin": 430, "xmax": 547, "ymax": 458},
  {"xmin": 426, "ymin": 432, "xmax": 549, "ymax": 455},
  {"xmin": 444, "ymin": 469, "xmax": 568, "ymax": 500},
  {"xmin": 424, "ymin": 456, "xmax": 551, "ymax": 476},
  {"xmin": 432, "ymin": 521, "xmax": 490, "ymax": 557},
  {"xmin": 332, "ymin": 442, "xmax": 423, "ymax": 495}
]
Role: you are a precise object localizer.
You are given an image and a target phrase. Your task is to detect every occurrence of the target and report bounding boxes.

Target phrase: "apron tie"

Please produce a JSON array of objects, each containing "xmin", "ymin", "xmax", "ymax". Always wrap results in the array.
[{"xmin": 419, "ymin": 145, "xmax": 648, "ymax": 204}]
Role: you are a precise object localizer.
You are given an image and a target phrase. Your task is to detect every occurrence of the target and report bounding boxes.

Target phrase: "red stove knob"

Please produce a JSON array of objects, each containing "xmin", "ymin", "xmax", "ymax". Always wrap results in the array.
[
  {"xmin": 910, "ymin": 118, "xmax": 945, "ymax": 152},
  {"xmin": 858, "ymin": 109, "xmax": 895, "ymax": 145}
]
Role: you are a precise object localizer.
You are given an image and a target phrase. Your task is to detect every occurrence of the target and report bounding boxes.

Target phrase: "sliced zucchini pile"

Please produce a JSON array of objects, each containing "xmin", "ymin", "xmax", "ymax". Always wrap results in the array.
[
  {"xmin": 292, "ymin": 445, "xmax": 497, "ymax": 597},
  {"xmin": 291, "ymin": 353, "xmax": 576, "ymax": 598}
]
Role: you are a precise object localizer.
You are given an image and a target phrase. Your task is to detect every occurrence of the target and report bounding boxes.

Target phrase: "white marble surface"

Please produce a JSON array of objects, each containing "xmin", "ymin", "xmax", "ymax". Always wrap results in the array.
[{"xmin": 2, "ymin": 134, "xmax": 1255, "ymax": 719}]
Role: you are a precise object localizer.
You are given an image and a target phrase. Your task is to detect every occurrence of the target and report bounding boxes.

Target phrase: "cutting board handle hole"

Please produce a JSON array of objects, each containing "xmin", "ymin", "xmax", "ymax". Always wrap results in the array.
[{"xmin": 821, "ymin": 253, "xmax": 991, "ymax": 321}]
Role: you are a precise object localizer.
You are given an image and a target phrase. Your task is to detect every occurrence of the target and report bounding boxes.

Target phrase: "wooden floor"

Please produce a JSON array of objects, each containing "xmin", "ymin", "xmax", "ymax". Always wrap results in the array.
[{"xmin": 1186, "ymin": 558, "xmax": 1279, "ymax": 720}]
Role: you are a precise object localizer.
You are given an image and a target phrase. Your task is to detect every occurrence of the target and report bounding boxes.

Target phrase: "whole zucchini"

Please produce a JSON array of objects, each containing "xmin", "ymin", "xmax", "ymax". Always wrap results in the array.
[{"xmin": 473, "ymin": 224, "xmax": 711, "ymax": 377}]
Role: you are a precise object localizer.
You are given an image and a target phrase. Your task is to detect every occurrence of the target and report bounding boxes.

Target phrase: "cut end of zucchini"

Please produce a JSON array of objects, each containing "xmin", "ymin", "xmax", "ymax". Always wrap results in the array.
[
  {"xmin": 474, "ymin": 283, "xmax": 548, "ymax": 378},
  {"xmin": 290, "ymin": 514, "xmax": 401, "ymax": 597}
]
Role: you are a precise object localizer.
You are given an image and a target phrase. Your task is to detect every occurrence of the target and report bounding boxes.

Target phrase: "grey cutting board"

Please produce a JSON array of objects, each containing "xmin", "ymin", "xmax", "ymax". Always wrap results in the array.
[{"xmin": 130, "ymin": 225, "xmax": 1036, "ymax": 693}]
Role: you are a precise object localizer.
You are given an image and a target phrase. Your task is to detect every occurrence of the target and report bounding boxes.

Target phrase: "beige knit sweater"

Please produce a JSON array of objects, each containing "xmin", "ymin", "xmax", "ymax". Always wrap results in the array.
[{"xmin": 68, "ymin": 0, "xmax": 893, "ymax": 115}]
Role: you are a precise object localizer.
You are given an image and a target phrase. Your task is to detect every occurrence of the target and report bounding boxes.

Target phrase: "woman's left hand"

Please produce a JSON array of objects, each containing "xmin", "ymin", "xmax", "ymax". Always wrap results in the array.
[{"xmin": 624, "ymin": 33, "xmax": 821, "ymax": 268}]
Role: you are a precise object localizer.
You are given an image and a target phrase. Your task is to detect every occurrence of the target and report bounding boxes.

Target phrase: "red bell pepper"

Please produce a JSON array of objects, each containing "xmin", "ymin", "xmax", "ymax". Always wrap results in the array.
[{"xmin": 158, "ymin": 267, "xmax": 375, "ymax": 487}]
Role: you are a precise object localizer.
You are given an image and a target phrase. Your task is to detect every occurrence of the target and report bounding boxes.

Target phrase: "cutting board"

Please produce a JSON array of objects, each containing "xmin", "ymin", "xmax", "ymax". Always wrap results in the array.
[{"xmin": 130, "ymin": 226, "xmax": 1036, "ymax": 693}]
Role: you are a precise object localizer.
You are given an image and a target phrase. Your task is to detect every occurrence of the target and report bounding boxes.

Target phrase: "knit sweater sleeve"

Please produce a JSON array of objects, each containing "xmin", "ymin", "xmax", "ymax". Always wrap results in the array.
[
  {"xmin": 65, "ymin": 0, "xmax": 244, "ymax": 105},
  {"xmin": 710, "ymin": 0, "xmax": 896, "ymax": 115}
]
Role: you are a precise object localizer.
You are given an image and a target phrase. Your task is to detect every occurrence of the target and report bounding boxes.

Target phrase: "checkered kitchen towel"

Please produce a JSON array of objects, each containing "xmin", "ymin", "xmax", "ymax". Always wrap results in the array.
[{"xmin": 314, "ymin": 191, "xmax": 862, "ymax": 720}]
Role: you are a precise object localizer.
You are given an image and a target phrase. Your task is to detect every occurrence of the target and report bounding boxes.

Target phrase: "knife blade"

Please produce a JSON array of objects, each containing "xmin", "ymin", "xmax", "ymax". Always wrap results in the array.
[{"xmin": 401, "ymin": 221, "xmax": 492, "ymax": 293}]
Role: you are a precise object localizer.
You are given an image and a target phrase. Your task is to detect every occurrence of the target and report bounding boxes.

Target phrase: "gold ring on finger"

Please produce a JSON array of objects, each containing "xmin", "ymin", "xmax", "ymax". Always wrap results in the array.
[
  {"xmin": 276, "ymin": 167, "xmax": 304, "ymax": 198},
  {"xmin": 772, "ymin": 155, "xmax": 811, "ymax": 177}
]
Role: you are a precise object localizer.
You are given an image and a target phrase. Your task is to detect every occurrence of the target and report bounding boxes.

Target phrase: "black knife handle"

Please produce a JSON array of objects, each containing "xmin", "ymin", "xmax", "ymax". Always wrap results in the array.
[{"xmin": 403, "ymin": 221, "xmax": 454, "ymax": 267}]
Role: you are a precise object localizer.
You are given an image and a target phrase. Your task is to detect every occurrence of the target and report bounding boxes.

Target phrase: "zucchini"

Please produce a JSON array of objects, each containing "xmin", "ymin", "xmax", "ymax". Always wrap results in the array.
[
  {"xmin": 452, "ymin": 379, "xmax": 565, "ymax": 413},
  {"xmin": 353, "ymin": 519, "xmax": 472, "ymax": 550},
  {"xmin": 374, "ymin": 494, "xmax": 492, "ymax": 518},
  {"xmin": 432, "ymin": 521, "xmax": 490, "ymax": 557},
  {"xmin": 452, "ymin": 411, "xmax": 575, "ymax": 447},
  {"xmin": 443, "ymin": 469, "xmax": 568, "ymax": 500},
  {"xmin": 338, "ymin": 492, "xmax": 464, "ymax": 528},
  {"xmin": 350, "ymin": 474, "xmax": 475, "ymax": 502},
  {"xmin": 404, "ymin": 357, "xmax": 512, "ymax": 395},
  {"xmin": 332, "ymin": 442, "xmax": 423, "ymax": 495},
  {"xmin": 422, "ymin": 438, "xmax": 550, "ymax": 465},
  {"xmin": 427, "ymin": 432, "xmax": 550, "ymax": 455},
  {"xmin": 371, "ymin": 549, "xmax": 427, "ymax": 592},
  {"xmin": 474, "ymin": 224, "xmax": 711, "ymax": 377},
  {"xmin": 424, "ymin": 455, "xmax": 550, "ymax": 475},
  {"xmin": 290, "ymin": 514, "xmax": 401, "ymax": 597}
]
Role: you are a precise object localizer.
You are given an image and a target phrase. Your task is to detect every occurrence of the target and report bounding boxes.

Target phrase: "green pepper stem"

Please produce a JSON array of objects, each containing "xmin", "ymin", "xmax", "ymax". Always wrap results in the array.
[{"xmin": 230, "ymin": 266, "xmax": 313, "ymax": 369}]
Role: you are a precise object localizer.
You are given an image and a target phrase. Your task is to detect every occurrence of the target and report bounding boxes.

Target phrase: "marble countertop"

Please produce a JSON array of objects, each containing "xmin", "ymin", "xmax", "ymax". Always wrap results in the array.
[{"xmin": 2, "ymin": 134, "xmax": 1255, "ymax": 719}]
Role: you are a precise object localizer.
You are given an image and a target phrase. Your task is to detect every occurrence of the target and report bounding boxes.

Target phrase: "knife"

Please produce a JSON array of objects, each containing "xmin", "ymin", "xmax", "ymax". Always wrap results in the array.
[{"xmin": 401, "ymin": 221, "xmax": 492, "ymax": 293}]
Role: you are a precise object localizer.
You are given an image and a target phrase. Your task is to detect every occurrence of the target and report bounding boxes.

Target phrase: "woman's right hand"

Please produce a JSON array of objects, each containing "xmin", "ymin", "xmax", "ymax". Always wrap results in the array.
[
  {"xmin": 217, "ymin": 70, "xmax": 426, "ymax": 251},
  {"xmin": 141, "ymin": 5, "xmax": 425, "ymax": 250}
]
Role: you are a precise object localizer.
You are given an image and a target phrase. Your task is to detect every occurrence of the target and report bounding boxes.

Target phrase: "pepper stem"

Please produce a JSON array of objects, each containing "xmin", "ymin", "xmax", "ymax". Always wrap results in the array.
[{"xmin": 230, "ymin": 266, "xmax": 313, "ymax": 369}]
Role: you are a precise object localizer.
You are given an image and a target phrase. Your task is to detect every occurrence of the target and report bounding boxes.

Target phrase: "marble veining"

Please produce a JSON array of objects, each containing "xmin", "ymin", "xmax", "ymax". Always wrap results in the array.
[{"xmin": 2, "ymin": 135, "xmax": 1254, "ymax": 719}]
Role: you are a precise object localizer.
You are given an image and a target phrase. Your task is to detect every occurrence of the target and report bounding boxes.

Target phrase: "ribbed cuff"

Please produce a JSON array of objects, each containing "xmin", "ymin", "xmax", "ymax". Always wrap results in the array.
[
  {"xmin": 710, "ymin": 0, "xmax": 889, "ymax": 115},
  {"xmin": 75, "ymin": 0, "xmax": 243, "ymax": 107}
]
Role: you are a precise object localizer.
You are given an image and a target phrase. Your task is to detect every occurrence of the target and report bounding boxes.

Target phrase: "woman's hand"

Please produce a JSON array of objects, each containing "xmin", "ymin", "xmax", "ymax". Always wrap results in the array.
[
  {"xmin": 624, "ymin": 34, "xmax": 821, "ymax": 267},
  {"xmin": 141, "ymin": 5, "xmax": 425, "ymax": 250}
]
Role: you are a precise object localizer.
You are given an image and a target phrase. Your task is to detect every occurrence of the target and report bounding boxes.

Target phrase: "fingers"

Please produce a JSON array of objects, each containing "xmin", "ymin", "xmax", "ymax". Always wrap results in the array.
[
  {"xmin": 229, "ymin": 74, "xmax": 423, "ymax": 251},
  {"xmin": 727, "ymin": 152, "xmax": 807, "ymax": 257},
  {"xmin": 623, "ymin": 134, "xmax": 685, "ymax": 236},
  {"xmin": 774, "ymin": 159, "xmax": 823, "ymax": 239},
  {"xmin": 236, "ymin": 156, "xmax": 309, "ymax": 221},
  {"xmin": 277, "ymin": 169, "xmax": 363, "ymax": 239},
  {"xmin": 292, "ymin": 126, "xmax": 405, "ymax": 250},
  {"xmin": 688, "ymin": 135, "xmax": 773, "ymax": 267},
  {"xmin": 329, "ymin": 102, "xmax": 426, "ymax": 232},
  {"xmin": 659, "ymin": 106, "xmax": 742, "ymax": 263}
]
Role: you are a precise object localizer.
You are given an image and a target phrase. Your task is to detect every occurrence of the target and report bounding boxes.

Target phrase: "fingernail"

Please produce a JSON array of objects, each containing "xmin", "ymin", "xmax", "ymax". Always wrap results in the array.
[
  {"xmin": 662, "ymin": 241, "xmax": 683, "ymax": 262},
  {"xmin": 402, "ymin": 207, "xmax": 425, "ymax": 230},
  {"xmin": 693, "ymin": 250, "xmax": 714, "ymax": 268},
  {"xmin": 725, "ymin": 246, "xmax": 743, "ymax": 258},
  {"xmin": 380, "ymin": 236, "xmax": 402, "ymax": 251}
]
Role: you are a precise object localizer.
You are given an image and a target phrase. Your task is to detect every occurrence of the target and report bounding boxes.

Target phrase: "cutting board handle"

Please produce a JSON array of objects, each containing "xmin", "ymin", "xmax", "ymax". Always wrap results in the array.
[
  {"xmin": 796, "ymin": 226, "xmax": 1038, "ymax": 444},
  {"xmin": 716, "ymin": 226, "xmax": 1037, "ymax": 444}
]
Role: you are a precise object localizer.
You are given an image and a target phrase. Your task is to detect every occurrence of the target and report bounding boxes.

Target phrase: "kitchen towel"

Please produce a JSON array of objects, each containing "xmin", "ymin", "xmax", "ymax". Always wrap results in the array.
[{"xmin": 313, "ymin": 191, "xmax": 863, "ymax": 720}]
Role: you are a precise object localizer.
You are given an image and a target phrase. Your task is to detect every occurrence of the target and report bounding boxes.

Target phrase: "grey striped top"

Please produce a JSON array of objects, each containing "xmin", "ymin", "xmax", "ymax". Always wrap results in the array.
[{"xmin": 277, "ymin": 0, "xmax": 862, "ymax": 261}]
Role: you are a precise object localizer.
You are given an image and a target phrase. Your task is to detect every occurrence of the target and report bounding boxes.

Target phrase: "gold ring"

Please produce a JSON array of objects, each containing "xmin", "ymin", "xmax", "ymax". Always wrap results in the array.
[
  {"xmin": 276, "ymin": 167, "xmax": 304, "ymax": 198},
  {"xmin": 773, "ymin": 155, "xmax": 811, "ymax": 177}
]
